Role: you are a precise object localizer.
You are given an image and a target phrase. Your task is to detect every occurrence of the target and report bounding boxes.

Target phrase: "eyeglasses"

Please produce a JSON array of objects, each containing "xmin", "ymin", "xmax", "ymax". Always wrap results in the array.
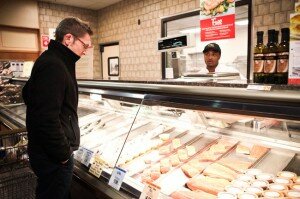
[{"xmin": 73, "ymin": 35, "xmax": 91, "ymax": 49}]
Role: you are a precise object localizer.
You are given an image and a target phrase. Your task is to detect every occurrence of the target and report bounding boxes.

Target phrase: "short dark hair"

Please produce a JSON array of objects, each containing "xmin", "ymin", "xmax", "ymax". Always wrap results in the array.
[
  {"xmin": 55, "ymin": 17, "xmax": 93, "ymax": 42},
  {"xmin": 203, "ymin": 43, "xmax": 221, "ymax": 54}
]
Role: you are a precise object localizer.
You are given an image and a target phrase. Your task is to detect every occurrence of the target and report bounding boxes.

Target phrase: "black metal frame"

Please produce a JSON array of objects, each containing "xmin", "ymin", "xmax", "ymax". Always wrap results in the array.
[
  {"xmin": 99, "ymin": 42, "xmax": 119, "ymax": 78},
  {"xmin": 144, "ymin": 94, "xmax": 300, "ymax": 121},
  {"xmin": 161, "ymin": 0, "xmax": 252, "ymax": 79},
  {"xmin": 108, "ymin": 56, "xmax": 119, "ymax": 76}
]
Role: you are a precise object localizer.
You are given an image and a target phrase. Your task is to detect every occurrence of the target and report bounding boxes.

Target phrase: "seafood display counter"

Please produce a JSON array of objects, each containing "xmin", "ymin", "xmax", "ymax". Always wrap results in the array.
[{"xmin": 2, "ymin": 79, "xmax": 300, "ymax": 199}]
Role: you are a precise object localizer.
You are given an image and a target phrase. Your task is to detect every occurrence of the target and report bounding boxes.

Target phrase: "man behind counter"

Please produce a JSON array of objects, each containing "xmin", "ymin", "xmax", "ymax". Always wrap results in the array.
[
  {"xmin": 200, "ymin": 42, "xmax": 241, "ymax": 75},
  {"xmin": 203, "ymin": 43, "xmax": 222, "ymax": 73}
]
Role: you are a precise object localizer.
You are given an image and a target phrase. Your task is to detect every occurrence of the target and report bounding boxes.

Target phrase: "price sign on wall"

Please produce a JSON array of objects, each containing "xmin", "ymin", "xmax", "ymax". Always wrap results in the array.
[{"xmin": 41, "ymin": 34, "xmax": 50, "ymax": 48}]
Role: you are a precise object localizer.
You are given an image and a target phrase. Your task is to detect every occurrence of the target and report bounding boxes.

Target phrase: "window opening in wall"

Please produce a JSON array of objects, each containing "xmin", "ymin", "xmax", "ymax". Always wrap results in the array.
[{"xmin": 161, "ymin": 0, "xmax": 252, "ymax": 80}]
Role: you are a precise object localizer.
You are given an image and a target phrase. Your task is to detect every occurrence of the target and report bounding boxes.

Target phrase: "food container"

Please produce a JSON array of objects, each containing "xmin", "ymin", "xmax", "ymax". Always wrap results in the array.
[
  {"xmin": 245, "ymin": 186, "xmax": 264, "ymax": 197},
  {"xmin": 217, "ymin": 192, "xmax": 237, "ymax": 199},
  {"xmin": 268, "ymin": 183, "xmax": 288, "ymax": 192},
  {"xmin": 277, "ymin": 171, "xmax": 297, "ymax": 181},
  {"xmin": 263, "ymin": 190, "xmax": 283, "ymax": 198},
  {"xmin": 237, "ymin": 174, "xmax": 255, "ymax": 183},
  {"xmin": 231, "ymin": 180, "xmax": 250, "ymax": 189},
  {"xmin": 238, "ymin": 192, "xmax": 258, "ymax": 199},
  {"xmin": 256, "ymin": 173, "xmax": 275, "ymax": 183},
  {"xmin": 285, "ymin": 190, "xmax": 300, "ymax": 198},
  {"xmin": 225, "ymin": 186, "xmax": 243, "ymax": 195},
  {"xmin": 294, "ymin": 176, "xmax": 300, "ymax": 184},
  {"xmin": 273, "ymin": 177, "xmax": 292, "ymax": 185},
  {"xmin": 251, "ymin": 180, "xmax": 269, "ymax": 190},
  {"xmin": 291, "ymin": 184, "xmax": 300, "ymax": 192},
  {"xmin": 245, "ymin": 169, "xmax": 262, "ymax": 177}
]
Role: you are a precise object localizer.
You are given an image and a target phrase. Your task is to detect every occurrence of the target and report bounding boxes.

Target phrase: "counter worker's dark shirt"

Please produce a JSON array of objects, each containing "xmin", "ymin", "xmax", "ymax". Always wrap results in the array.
[{"xmin": 22, "ymin": 40, "xmax": 81, "ymax": 163}]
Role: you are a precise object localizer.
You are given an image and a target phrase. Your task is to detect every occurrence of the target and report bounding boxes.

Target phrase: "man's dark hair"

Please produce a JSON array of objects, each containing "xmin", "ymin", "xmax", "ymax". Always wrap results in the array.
[{"xmin": 55, "ymin": 17, "xmax": 93, "ymax": 42}]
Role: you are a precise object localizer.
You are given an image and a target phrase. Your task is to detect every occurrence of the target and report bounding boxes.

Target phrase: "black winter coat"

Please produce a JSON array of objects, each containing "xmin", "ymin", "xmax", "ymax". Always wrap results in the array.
[{"xmin": 22, "ymin": 40, "xmax": 80, "ymax": 163}]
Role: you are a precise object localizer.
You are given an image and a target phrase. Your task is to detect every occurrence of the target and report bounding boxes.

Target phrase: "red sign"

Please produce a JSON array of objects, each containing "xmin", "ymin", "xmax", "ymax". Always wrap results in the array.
[
  {"xmin": 41, "ymin": 35, "xmax": 50, "ymax": 48},
  {"xmin": 288, "ymin": 78, "xmax": 300, "ymax": 84},
  {"xmin": 200, "ymin": 14, "xmax": 235, "ymax": 41}
]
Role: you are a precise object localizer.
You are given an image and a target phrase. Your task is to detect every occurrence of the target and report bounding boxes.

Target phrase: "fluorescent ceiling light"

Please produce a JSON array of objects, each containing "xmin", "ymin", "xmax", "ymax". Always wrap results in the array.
[
  {"xmin": 180, "ymin": 28, "xmax": 200, "ymax": 34},
  {"xmin": 235, "ymin": 19, "xmax": 248, "ymax": 26},
  {"xmin": 180, "ymin": 19, "xmax": 248, "ymax": 34}
]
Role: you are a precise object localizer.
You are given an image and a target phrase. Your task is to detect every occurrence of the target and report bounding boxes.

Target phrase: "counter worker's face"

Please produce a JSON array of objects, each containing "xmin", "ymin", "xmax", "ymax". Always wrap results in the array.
[
  {"xmin": 63, "ymin": 33, "xmax": 92, "ymax": 57},
  {"xmin": 204, "ymin": 50, "xmax": 221, "ymax": 72}
]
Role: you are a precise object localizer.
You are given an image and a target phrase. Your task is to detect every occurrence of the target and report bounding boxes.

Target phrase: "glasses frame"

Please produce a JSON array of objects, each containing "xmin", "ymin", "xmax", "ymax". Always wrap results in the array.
[{"xmin": 73, "ymin": 35, "xmax": 91, "ymax": 49}]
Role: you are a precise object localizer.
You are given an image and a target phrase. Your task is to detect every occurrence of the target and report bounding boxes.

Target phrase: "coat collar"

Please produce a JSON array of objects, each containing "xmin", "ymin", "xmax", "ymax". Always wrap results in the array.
[{"xmin": 48, "ymin": 40, "xmax": 80, "ymax": 71}]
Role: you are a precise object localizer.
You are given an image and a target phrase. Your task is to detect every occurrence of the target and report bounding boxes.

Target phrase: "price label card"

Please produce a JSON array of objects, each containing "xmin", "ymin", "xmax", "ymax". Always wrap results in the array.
[
  {"xmin": 247, "ymin": 84, "xmax": 272, "ymax": 91},
  {"xmin": 139, "ymin": 182, "xmax": 161, "ymax": 199},
  {"xmin": 108, "ymin": 167, "xmax": 126, "ymax": 191},
  {"xmin": 81, "ymin": 148, "xmax": 93, "ymax": 167},
  {"xmin": 88, "ymin": 156, "xmax": 105, "ymax": 178},
  {"xmin": 74, "ymin": 147, "xmax": 84, "ymax": 162}
]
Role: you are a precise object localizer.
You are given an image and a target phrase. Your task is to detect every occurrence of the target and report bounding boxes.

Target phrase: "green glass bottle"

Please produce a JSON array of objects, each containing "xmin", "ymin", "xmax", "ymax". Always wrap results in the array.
[
  {"xmin": 263, "ymin": 29, "xmax": 278, "ymax": 84},
  {"xmin": 276, "ymin": 28, "xmax": 290, "ymax": 84},
  {"xmin": 253, "ymin": 31, "xmax": 265, "ymax": 83}
]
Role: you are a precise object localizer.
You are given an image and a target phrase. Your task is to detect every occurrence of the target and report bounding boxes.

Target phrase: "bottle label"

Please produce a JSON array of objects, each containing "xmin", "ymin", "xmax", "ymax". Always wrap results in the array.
[
  {"xmin": 254, "ymin": 54, "xmax": 264, "ymax": 73},
  {"xmin": 277, "ymin": 52, "xmax": 289, "ymax": 73},
  {"xmin": 264, "ymin": 53, "xmax": 277, "ymax": 73}
]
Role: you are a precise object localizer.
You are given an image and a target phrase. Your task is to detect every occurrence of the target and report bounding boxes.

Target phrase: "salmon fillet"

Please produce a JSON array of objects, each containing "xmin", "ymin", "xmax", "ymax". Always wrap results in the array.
[
  {"xmin": 187, "ymin": 176, "xmax": 230, "ymax": 195},
  {"xmin": 203, "ymin": 163, "xmax": 237, "ymax": 181}
]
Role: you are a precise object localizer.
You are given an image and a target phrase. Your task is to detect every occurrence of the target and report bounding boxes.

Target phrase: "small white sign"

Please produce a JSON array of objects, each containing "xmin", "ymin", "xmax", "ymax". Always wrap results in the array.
[
  {"xmin": 49, "ymin": 28, "xmax": 56, "ymax": 40},
  {"xmin": 139, "ymin": 182, "xmax": 161, "ymax": 199},
  {"xmin": 165, "ymin": 67, "xmax": 174, "ymax": 79},
  {"xmin": 81, "ymin": 148, "xmax": 94, "ymax": 167},
  {"xmin": 21, "ymin": 61, "xmax": 34, "ymax": 77},
  {"xmin": 108, "ymin": 167, "xmax": 126, "ymax": 191},
  {"xmin": 88, "ymin": 156, "xmax": 105, "ymax": 178},
  {"xmin": 247, "ymin": 84, "xmax": 272, "ymax": 91},
  {"xmin": 74, "ymin": 147, "xmax": 84, "ymax": 162}
]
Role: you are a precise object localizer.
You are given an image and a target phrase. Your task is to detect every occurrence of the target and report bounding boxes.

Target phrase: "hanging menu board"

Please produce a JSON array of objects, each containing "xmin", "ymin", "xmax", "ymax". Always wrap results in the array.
[{"xmin": 199, "ymin": 0, "xmax": 235, "ymax": 41}]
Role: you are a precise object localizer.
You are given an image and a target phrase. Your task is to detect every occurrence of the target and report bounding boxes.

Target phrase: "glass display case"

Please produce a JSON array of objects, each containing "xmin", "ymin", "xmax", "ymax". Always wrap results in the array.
[{"xmin": 2, "ymin": 79, "xmax": 300, "ymax": 199}]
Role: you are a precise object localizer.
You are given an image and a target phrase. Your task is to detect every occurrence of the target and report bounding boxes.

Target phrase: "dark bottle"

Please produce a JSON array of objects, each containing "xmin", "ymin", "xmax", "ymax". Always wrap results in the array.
[
  {"xmin": 276, "ymin": 28, "xmax": 290, "ymax": 84},
  {"xmin": 263, "ymin": 29, "xmax": 278, "ymax": 84},
  {"xmin": 253, "ymin": 31, "xmax": 265, "ymax": 83},
  {"xmin": 274, "ymin": 30, "xmax": 279, "ymax": 44}
]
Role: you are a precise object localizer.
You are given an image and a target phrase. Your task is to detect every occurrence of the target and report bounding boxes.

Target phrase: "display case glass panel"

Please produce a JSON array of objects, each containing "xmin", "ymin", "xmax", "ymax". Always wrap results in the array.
[{"xmin": 111, "ymin": 97, "xmax": 300, "ymax": 198}]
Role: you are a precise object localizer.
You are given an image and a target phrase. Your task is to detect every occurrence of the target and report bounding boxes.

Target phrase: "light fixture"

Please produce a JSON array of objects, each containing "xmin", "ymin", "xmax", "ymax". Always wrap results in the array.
[
  {"xmin": 235, "ymin": 19, "xmax": 248, "ymax": 26},
  {"xmin": 180, "ymin": 28, "xmax": 200, "ymax": 34}
]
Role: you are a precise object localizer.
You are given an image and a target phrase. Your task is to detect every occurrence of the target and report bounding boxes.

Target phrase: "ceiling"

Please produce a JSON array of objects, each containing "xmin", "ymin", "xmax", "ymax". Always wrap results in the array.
[{"xmin": 38, "ymin": 0, "xmax": 123, "ymax": 10}]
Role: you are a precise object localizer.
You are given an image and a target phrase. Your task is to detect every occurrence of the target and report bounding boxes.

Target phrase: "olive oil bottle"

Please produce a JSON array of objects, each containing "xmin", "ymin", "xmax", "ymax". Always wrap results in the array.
[
  {"xmin": 276, "ymin": 28, "xmax": 290, "ymax": 84},
  {"xmin": 263, "ymin": 29, "xmax": 278, "ymax": 84},
  {"xmin": 253, "ymin": 31, "xmax": 265, "ymax": 83}
]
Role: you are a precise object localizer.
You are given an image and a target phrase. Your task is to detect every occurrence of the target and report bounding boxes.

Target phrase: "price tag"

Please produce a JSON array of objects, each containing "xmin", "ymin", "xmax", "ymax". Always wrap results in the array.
[
  {"xmin": 108, "ymin": 167, "xmax": 126, "ymax": 191},
  {"xmin": 81, "ymin": 148, "xmax": 94, "ymax": 167},
  {"xmin": 247, "ymin": 84, "xmax": 272, "ymax": 91},
  {"xmin": 74, "ymin": 147, "xmax": 84, "ymax": 162},
  {"xmin": 88, "ymin": 156, "xmax": 105, "ymax": 178},
  {"xmin": 139, "ymin": 182, "xmax": 161, "ymax": 199}
]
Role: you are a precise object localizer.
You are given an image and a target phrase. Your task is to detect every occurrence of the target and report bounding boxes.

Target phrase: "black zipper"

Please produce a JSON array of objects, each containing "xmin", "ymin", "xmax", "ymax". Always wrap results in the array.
[{"xmin": 69, "ymin": 115, "xmax": 77, "ymax": 140}]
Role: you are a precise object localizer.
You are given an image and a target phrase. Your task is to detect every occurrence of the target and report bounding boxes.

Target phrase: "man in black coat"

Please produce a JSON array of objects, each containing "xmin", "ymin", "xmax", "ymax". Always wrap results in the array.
[{"xmin": 22, "ymin": 17, "xmax": 93, "ymax": 199}]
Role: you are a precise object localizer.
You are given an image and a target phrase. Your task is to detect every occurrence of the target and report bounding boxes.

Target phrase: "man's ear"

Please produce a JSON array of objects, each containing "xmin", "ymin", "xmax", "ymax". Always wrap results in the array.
[{"xmin": 63, "ymin": 33, "xmax": 73, "ymax": 47}]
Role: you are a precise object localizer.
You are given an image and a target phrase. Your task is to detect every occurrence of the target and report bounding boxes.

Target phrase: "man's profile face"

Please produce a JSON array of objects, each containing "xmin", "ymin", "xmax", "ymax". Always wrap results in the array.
[
  {"xmin": 63, "ymin": 33, "xmax": 92, "ymax": 57},
  {"xmin": 204, "ymin": 51, "xmax": 221, "ymax": 72}
]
